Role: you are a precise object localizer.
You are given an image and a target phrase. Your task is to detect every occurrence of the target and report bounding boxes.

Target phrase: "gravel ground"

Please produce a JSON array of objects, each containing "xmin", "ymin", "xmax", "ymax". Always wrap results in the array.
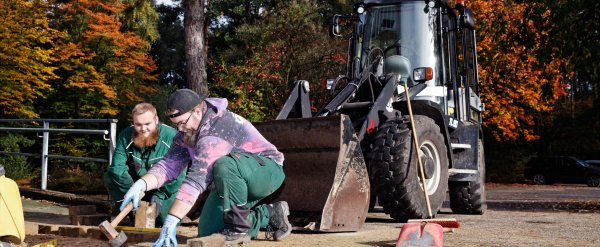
[
  {"xmin": 242, "ymin": 208, "xmax": 600, "ymax": 247},
  {"xmin": 14, "ymin": 183, "xmax": 600, "ymax": 246}
]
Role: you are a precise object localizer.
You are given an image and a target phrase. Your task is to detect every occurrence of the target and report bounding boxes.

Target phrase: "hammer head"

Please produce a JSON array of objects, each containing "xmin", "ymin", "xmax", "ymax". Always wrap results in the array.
[
  {"xmin": 99, "ymin": 220, "xmax": 119, "ymax": 240},
  {"xmin": 108, "ymin": 231, "xmax": 128, "ymax": 247}
]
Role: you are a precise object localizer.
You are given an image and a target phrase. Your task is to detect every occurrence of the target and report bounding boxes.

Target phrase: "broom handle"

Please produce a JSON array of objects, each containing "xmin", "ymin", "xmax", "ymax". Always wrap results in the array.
[{"xmin": 404, "ymin": 82, "xmax": 433, "ymax": 218}]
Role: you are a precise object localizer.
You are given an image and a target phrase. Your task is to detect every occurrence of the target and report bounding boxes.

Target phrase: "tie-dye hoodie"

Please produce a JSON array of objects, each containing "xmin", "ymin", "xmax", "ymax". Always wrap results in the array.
[{"xmin": 146, "ymin": 98, "xmax": 284, "ymax": 205}]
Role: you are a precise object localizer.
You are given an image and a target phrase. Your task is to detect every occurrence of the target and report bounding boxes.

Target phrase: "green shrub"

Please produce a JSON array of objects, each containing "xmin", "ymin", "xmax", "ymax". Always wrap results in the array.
[{"xmin": 0, "ymin": 133, "xmax": 36, "ymax": 180}]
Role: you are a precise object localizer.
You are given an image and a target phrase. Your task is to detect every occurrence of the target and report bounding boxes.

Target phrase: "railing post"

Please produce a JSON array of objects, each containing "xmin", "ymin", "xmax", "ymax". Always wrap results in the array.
[
  {"xmin": 41, "ymin": 121, "xmax": 49, "ymax": 190},
  {"xmin": 108, "ymin": 120, "xmax": 117, "ymax": 166}
]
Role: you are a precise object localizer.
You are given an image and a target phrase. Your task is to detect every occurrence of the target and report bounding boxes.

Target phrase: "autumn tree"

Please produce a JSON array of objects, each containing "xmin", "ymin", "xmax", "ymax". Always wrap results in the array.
[
  {"xmin": 550, "ymin": 0, "xmax": 600, "ymax": 98},
  {"xmin": 210, "ymin": 0, "xmax": 347, "ymax": 121},
  {"xmin": 29, "ymin": 0, "xmax": 162, "ymax": 178},
  {"xmin": 527, "ymin": 0, "xmax": 600, "ymax": 158},
  {"xmin": 207, "ymin": 0, "xmax": 282, "ymax": 58},
  {"xmin": 37, "ymin": 0, "xmax": 159, "ymax": 119},
  {"xmin": 0, "ymin": 0, "xmax": 62, "ymax": 118},
  {"xmin": 471, "ymin": 0, "xmax": 567, "ymax": 141},
  {"xmin": 121, "ymin": 0, "xmax": 160, "ymax": 42}
]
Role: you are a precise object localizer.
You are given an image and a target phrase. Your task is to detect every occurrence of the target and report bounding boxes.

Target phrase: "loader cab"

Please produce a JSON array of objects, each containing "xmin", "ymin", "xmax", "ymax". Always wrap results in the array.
[
  {"xmin": 448, "ymin": 2, "xmax": 483, "ymax": 124},
  {"xmin": 351, "ymin": 1, "xmax": 441, "ymax": 91},
  {"xmin": 335, "ymin": 0, "xmax": 483, "ymax": 124}
]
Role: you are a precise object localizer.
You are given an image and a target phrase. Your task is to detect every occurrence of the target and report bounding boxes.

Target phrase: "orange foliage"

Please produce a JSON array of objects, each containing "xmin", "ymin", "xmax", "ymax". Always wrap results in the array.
[
  {"xmin": 56, "ymin": 0, "xmax": 158, "ymax": 117},
  {"xmin": 471, "ymin": 0, "xmax": 567, "ymax": 141},
  {"xmin": 0, "ymin": 0, "xmax": 62, "ymax": 118}
]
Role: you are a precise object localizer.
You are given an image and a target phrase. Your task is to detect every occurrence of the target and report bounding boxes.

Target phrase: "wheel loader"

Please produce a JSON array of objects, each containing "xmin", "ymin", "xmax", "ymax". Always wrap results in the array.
[{"xmin": 255, "ymin": 0, "xmax": 486, "ymax": 232}]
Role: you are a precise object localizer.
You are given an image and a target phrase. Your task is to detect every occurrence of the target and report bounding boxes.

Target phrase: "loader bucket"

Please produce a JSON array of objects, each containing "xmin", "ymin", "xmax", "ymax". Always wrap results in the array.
[{"xmin": 254, "ymin": 114, "xmax": 370, "ymax": 232}]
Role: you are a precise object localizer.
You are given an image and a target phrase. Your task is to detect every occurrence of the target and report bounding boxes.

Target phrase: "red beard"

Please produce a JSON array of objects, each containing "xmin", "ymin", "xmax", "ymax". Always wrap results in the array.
[{"xmin": 132, "ymin": 128, "xmax": 159, "ymax": 148}]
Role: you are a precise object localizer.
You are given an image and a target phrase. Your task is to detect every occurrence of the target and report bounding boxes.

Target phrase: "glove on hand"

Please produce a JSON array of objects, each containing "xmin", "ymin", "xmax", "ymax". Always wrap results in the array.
[
  {"xmin": 120, "ymin": 179, "xmax": 147, "ymax": 211},
  {"xmin": 152, "ymin": 214, "xmax": 180, "ymax": 247}
]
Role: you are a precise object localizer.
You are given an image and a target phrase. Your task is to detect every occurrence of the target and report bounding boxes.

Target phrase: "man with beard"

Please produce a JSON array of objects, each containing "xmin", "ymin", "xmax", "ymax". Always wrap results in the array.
[
  {"xmin": 119, "ymin": 89, "xmax": 291, "ymax": 246},
  {"xmin": 104, "ymin": 103, "xmax": 186, "ymax": 226}
]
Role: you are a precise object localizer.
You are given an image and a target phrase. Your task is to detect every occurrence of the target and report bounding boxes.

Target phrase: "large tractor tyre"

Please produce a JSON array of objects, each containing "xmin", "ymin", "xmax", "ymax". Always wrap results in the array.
[
  {"xmin": 449, "ymin": 139, "xmax": 487, "ymax": 214},
  {"xmin": 368, "ymin": 115, "xmax": 449, "ymax": 221},
  {"xmin": 363, "ymin": 144, "xmax": 378, "ymax": 212},
  {"xmin": 368, "ymin": 180, "xmax": 378, "ymax": 212}
]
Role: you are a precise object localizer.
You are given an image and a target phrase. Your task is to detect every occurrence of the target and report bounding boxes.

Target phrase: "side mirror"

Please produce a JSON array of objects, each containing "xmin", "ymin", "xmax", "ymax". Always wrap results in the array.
[{"xmin": 329, "ymin": 14, "xmax": 342, "ymax": 37}]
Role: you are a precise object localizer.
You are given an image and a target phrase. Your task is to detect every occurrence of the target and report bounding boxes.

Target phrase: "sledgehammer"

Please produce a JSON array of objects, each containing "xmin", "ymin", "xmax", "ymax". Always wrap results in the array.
[{"xmin": 99, "ymin": 192, "xmax": 144, "ymax": 247}]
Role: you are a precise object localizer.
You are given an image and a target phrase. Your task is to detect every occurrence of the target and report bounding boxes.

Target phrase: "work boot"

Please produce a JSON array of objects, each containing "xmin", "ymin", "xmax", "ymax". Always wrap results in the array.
[
  {"xmin": 265, "ymin": 201, "xmax": 292, "ymax": 241},
  {"xmin": 218, "ymin": 225, "xmax": 251, "ymax": 245}
]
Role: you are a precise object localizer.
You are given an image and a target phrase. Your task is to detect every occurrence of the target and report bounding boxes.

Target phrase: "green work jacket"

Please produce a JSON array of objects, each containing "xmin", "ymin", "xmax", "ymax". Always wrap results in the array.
[{"xmin": 104, "ymin": 123, "xmax": 186, "ymax": 202}]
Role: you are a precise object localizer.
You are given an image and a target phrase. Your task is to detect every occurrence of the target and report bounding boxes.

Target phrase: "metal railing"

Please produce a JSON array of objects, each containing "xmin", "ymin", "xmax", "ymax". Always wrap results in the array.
[{"xmin": 0, "ymin": 119, "xmax": 117, "ymax": 190}]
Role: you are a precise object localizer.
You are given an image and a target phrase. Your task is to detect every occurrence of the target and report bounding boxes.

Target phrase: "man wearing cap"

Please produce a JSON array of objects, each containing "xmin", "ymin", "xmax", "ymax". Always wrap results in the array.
[
  {"xmin": 104, "ymin": 102, "xmax": 186, "ymax": 226},
  {"xmin": 120, "ymin": 89, "xmax": 290, "ymax": 246}
]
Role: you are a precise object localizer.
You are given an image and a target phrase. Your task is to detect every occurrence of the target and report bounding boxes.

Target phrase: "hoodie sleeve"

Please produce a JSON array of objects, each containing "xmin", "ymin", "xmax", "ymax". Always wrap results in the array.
[
  {"xmin": 175, "ymin": 136, "xmax": 233, "ymax": 205},
  {"xmin": 147, "ymin": 133, "xmax": 191, "ymax": 188}
]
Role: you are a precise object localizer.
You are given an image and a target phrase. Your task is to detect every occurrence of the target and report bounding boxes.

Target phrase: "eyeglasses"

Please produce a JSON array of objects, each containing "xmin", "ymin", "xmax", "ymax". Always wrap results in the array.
[{"xmin": 174, "ymin": 111, "xmax": 193, "ymax": 128}]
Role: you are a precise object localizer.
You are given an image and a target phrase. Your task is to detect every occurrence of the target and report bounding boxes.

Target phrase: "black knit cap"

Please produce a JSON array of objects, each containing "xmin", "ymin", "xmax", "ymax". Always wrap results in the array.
[{"xmin": 166, "ymin": 89, "xmax": 208, "ymax": 118}]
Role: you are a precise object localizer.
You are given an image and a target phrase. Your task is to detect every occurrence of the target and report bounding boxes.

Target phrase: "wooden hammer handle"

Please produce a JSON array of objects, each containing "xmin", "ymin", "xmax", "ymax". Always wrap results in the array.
[{"xmin": 111, "ymin": 192, "xmax": 145, "ymax": 227}]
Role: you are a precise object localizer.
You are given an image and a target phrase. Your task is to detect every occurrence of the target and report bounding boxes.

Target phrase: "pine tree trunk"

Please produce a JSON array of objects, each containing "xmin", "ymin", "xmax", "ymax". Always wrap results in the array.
[{"xmin": 184, "ymin": 0, "xmax": 208, "ymax": 94}]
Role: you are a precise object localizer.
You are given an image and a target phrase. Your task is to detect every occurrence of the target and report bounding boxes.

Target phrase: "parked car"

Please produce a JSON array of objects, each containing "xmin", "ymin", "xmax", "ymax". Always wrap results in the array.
[
  {"xmin": 524, "ymin": 156, "xmax": 600, "ymax": 187},
  {"xmin": 585, "ymin": 160, "xmax": 600, "ymax": 167}
]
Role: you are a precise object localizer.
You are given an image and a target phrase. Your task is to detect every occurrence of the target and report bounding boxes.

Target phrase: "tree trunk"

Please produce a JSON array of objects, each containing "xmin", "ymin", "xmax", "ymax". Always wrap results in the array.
[{"xmin": 184, "ymin": 0, "xmax": 208, "ymax": 94}]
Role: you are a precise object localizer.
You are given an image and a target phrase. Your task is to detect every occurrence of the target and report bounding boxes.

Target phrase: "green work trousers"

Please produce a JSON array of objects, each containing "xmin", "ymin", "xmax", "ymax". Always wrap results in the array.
[{"xmin": 198, "ymin": 152, "xmax": 285, "ymax": 238}]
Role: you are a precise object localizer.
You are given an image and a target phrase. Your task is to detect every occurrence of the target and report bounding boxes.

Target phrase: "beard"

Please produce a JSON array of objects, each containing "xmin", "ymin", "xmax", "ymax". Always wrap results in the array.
[
  {"xmin": 132, "ymin": 127, "xmax": 159, "ymax": 149},
  {"xmin": 183, "ymin": 130, "xmax": 198, "ymax": 146}
]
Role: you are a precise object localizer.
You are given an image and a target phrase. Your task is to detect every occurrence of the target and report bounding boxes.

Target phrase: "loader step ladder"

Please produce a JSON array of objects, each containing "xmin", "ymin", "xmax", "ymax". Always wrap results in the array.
[
  {"xmin": 450, "ymin": 143, "xmax": 471, "ymax": 150},
  {"xmin": 448, "ymin": 168, "xmax": 478, "ymax": 175}
]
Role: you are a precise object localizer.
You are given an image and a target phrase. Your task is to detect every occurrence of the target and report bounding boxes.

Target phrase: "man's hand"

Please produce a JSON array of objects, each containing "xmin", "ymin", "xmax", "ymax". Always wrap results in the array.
[
  {"xmin": 120, "ymin": 179, "xmax": 147, "ymax": 211},
  {"xmin": 152, "ymin": 214, "xmax": 180, "ymax": 247}
]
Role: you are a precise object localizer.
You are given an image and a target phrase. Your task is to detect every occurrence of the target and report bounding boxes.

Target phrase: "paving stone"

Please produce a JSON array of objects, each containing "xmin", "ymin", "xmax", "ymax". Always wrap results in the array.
[
  {"xmin": 37, "ymin": 225, "xmax": 54, "ymax": 234},
  {"xmin": 133, "ymin": 243, "xmax": 154, "ymax": 247},
  {"xmin": 58, "ymin": 226, "xmax": 86, "ymax": 237},
  {"xmin": 86, "ymin": 228, "xmax": 108, "ymax": 240},
  {"xmin": 24, "ymin": 222, "xmax": 39, "ymax": 235},
  {"xmin": 187, "ymin": 234, "xmax": 226, "ymax": 247},
  {"xmin": 125, "ymin": 232, "xmax": 159, "ymax": 245},
  {"xmin": 68, "ymin": 205, "xmax": 97, "ymax": 216},
  {"xmin": 69, "ymin": 214, "xmax": 110, "ymax": 226}
]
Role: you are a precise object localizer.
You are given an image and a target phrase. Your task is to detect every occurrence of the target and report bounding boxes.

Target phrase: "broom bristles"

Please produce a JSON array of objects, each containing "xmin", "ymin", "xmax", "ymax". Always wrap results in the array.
[{"xmin": 407, "ymin": 218, "xmax": 461, "ymax": 229}]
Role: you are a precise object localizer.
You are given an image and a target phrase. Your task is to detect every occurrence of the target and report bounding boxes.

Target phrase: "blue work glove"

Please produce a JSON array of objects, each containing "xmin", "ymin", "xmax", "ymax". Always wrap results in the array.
[
  {"xmin": 120, "ymin": 179, "xmax": 147, "ymax": 211},
  {"xmin": 153, "ymin": 214, "xmax": 180, "ymax": 247}
]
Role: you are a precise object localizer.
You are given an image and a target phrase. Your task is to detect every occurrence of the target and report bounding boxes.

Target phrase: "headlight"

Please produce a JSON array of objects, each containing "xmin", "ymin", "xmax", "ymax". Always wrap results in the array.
[{"xmin": 413, "ymin": 67, "xmax": 433, "ymax": 82}]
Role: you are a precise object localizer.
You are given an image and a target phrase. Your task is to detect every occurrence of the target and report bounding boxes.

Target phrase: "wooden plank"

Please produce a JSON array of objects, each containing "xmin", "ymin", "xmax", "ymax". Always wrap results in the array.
[
  {"xmin": 134, "ymin": 201, "xmax": 156, "ymax": 228},
  {"xmin": 19, "ymin": 187, "xmax": 111, "ymax": 213}
]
